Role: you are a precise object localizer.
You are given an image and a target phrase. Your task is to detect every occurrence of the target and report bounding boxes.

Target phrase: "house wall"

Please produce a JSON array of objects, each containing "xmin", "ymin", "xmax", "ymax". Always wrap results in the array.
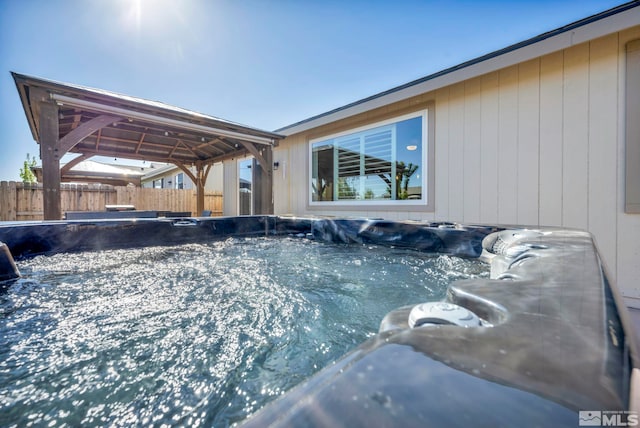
[
  {"xmin": 223, "ymin": 159, "xmax": 238, "ymax": 216},
  {"xmin": 260, "ymin": 27, "xmax": 640, "ymax": 307},
  {"xmin": 205, "ymin": 164, "xmax": 224, "ymax": 192},
  {"xmin": 142, "ymin": 164, "xmax": 224, "ymax": 192},
  {"xmin": 142, "ymin": 170, "xmax": 194, "ymax": 189}
]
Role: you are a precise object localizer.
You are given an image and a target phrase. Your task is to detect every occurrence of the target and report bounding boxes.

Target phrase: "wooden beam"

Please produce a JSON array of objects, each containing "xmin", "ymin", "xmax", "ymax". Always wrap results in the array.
[
  {"xmin": 253, "ymin": 145, "xmax": 274, "ymax": 214},
  {"xmin": 58, "ymin": 114, "xmax": 123, "ymax": 153},
  {"xmin": 80, "ymin": 134, "xmax": 195, "ymax": 153},
  {"xmin": 39, "ymin": 101, "xmax": 61, "ymax": 220},
  {"xmin": 60, "ymin": 153, "xmax": 93, "ymax": 175},
  {"xmin": 71, "ymin": 109, "xmax": 81, "ymax": 130},
  {"xmin": 174, "ymin": 161, "xmax": 211, "ymax": 216},
  {"xmin": 194, "ymin": 163, "xmax": 206, "ymax": 216},
  {"xmin": 173, "ymin": 161, "xmax": 198, "ymax": 184},
  {"xmin": 68, "ymin": 147, "xmax": 195, "ymax": 164},
  {"xmin": 176, "ymin": 140, "xmax": 201, "ymax": 158},
  {"xmin": 175, "ymin": 161, "xmax": 203, "ymax": 215},
  {"xmin": 237, "ymin": 141, "xmax": 268, "ymax": 173},
  {"xmin": 194, "ymin": 139, "xmax": 226, "ymax": 155},
  {"xmin": 215, "ymin": 137, "xmax": 239, "ymax": 152},
  {"xmin": 135, "ymin": 131, "xmax": 147, "ymax": 153},
  {"xmin": 168, "ymin": 140, "xmax": 181, "ymax": 159}
]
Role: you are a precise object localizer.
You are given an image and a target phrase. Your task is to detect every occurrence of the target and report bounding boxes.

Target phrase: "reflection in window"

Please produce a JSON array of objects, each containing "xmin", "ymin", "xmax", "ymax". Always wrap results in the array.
[
  {"xmin": 239, "ymin": 158, "xmax": 253, "ymax": 215},
  {"xmin": 311, "ymin": 115, "xmax": 424, "ymax": 202}
]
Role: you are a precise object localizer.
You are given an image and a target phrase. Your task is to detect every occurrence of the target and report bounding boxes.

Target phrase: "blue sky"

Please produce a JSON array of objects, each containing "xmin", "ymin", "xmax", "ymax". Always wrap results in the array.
[{"xmin": 0, "ymin": 0, "xmax": 626, "ymax": 181}]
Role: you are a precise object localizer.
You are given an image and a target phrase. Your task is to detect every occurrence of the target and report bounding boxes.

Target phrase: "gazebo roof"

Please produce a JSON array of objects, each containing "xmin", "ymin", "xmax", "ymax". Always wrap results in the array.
[{"xmin": 12, "ymin": 72, "xmax": 283, "ymax": 166}]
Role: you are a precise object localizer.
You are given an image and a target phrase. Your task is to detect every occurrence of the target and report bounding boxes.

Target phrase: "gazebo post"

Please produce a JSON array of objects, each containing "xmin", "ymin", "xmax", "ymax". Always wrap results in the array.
[
  {"xmin": 255, "ymin": 145, "xmax": 273, "ymax": 215},
  {"xmin": 175, "ymin": 161, "xmax": 212, "ymax": 216},
  {"xmin": 39, "ymin": 100, "xmax": 62, "ymax": 220},
  {"xmin": 237, "ymin": 142, "xmax": 274, "ymax": 215},
  {"xmin": 196, "ymin": 164, "xmax": 206, "ymax": 216}
]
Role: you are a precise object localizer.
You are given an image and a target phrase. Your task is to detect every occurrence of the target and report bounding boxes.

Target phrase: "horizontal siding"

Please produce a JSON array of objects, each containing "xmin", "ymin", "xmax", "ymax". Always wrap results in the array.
[{"xmin": 270, "ymin": 27, "xmax": 640, "ymax": 305}]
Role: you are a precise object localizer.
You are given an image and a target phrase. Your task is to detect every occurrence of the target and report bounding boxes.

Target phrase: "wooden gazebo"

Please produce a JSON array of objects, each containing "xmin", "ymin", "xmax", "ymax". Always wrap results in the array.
[{"xmin": 12, "ymin": 72, "xmax": 283, "ymax": 220}]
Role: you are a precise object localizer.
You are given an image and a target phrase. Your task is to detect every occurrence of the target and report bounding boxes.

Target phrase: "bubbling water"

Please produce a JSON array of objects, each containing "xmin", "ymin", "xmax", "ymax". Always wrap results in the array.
[{"xmin": 0, "ymin": 237, "xmax": 488, "ymax": 427}]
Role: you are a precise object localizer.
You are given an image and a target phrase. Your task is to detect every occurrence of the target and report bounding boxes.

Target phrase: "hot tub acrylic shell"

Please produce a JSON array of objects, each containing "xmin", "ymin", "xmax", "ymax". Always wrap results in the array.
[{"xmin": 0, "ymin": 216, "xmax": 637, "ymax": 427}]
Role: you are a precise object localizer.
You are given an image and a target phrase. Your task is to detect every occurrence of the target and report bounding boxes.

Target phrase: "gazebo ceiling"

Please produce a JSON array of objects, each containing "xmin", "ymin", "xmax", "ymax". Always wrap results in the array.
[{"xmin": 12, "ymin": 72, "xmax": 283, "ymax": 166}]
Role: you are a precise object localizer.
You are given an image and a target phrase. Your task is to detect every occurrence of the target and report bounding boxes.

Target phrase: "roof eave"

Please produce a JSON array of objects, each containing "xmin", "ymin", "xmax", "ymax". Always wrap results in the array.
[
  {"xmin": 11, "ymin": 72, "xmax": 284, "ymax": 142},
  {"xmin": 12, "ymin": 72, "xmax": 40, "ymax": 142}
]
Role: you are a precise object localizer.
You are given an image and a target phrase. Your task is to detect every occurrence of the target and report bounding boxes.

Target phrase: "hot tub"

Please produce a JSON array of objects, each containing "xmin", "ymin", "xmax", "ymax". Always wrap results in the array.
[{"xmin": 0, "ymin": 216, "xmax": 637, "ymax": 427}]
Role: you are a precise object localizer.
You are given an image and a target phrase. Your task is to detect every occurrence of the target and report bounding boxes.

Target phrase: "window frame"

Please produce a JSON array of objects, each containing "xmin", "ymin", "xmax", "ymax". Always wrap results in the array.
[
  {"xmin": 308, "ymin": 109, "xmax": 432, "ymax": 210},
  {"xmin": 238, "ymin": 156, "xmax": 254, "ymax": 215}
]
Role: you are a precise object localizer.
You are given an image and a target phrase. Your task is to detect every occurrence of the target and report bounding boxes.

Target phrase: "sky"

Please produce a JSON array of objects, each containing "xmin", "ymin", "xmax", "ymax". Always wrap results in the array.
[{"xmin": 0, "ymin": 0, "xmax": 628, "ymax": 181}]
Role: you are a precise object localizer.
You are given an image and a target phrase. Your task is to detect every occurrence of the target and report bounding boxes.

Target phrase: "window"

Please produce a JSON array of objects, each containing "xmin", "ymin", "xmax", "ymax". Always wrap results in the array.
[
  {"xmin": 310, "ymin": 112, "xmax": 427, "ymax": 205},
  {"xmin": 238, "ymin": 158, "xmax": 253, "ymax": 215},
  {"xmin": 153, "ymin": 178, "xmax": 164, "ymax": 189},
  {"xmin": 175, "ymin": 173, "xmax": 184, "ymax": 189}
]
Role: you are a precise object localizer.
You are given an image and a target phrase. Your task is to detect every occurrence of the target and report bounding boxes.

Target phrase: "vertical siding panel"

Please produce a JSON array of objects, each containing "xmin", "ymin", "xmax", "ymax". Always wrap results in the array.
[
  {"xmin": 273, "ymin": 143, "xmax": 291, "ymax": 214},
  {"xmin": 293, "ymin": 136, "xmax": 307, "ymax": 214},
  {"xmin": 562, "ymin": 43, "xmax": 590, "ymax": 230},
  {"xmin": 539, "ymin": 51, "xmax": 564, "ymax": 226},
  {"xmin": 448, "ymin": 83, "xmax": 465, "ymax": 222},
  {"xmin": 285, "ymin": 137, "xmax": 297, "ymax": 214},
  {"xmin": 223, "ymin": 159, "xmax": 237, "ymax": 216},
  {"xmin": 517, "ymin": 59, "xmax": 541, "ymax": 226},
  {"xmin": 463, "ymin": 78, "xmax": 482, "ymax": 223},
  {"xmin": 498, "ymin": 65, "xmax": 519, "ymax": 224},
  {"xmin": 588, "ymin": 34, "xmax": 619, "ymax": 279},
  {"xmin": 434, "ymin": 87, "xmax": 450, "ymax": 221},
  {"xmin": 480, "ymin": 72, "xmax": 500, "ymax": 224}
]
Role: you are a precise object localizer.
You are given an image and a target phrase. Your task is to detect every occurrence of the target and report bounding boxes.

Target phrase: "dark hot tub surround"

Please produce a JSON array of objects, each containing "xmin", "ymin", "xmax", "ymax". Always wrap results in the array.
[{"xmin": 0, "ymin": 216, "xmax": 637, "ymax": 426}]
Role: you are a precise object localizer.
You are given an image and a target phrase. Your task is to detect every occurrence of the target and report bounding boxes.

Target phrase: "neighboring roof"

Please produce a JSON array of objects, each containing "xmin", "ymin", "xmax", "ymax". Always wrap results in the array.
[
  {"xmin": 12, "ymin": 73, "xmax": 284, "ymax": 166},
  {"xmin": 32, "ymin": 159, "xmax": 150, "ymax": 186},
  {"xmin": 142, "ymin": 163, "xmax": 181, "ymax": 180},
  {"xmin": 276, "ymin": 1, "xmax": 640, "ymax": 136},
  {"xmin": 73, "ymin": 160, "xmax": 146, "ymax": 175}
]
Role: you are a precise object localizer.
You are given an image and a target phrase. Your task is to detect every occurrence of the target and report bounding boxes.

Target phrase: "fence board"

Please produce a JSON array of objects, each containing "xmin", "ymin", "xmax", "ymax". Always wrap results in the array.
[
  {"xmin": 0, "ymin": 182, "xmax": 222, "ymax": 221},
  {"xmin": 0, "ymin": 181, "xmax": 17, "ymax": 221}
]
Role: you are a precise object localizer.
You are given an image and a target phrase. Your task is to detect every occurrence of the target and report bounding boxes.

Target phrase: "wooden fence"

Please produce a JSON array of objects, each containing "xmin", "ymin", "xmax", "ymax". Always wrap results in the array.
[{"xmin": 0, "ymin": 181, "xmax": 223, "ymax": 221}]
